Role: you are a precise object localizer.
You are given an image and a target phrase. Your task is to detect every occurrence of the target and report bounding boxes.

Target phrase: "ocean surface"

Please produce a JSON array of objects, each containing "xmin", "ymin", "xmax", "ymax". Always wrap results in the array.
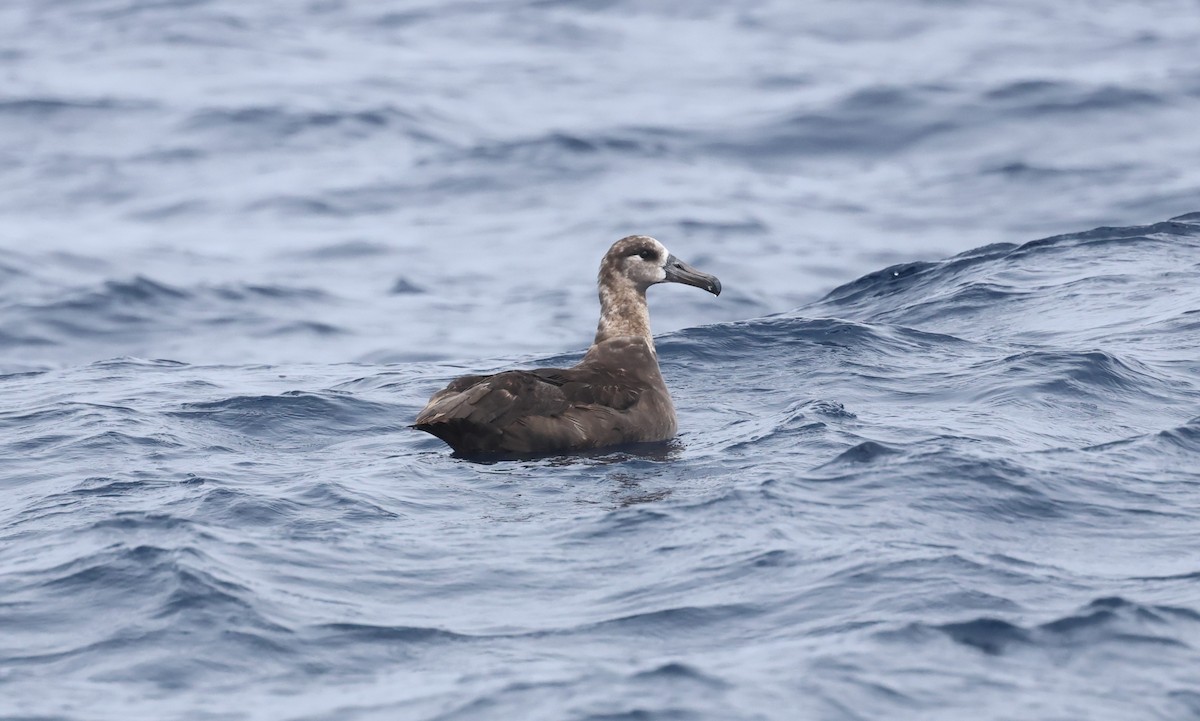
[{"xmin": 3, "ymin": 1, "xmax": 1200, "ymax": 719}]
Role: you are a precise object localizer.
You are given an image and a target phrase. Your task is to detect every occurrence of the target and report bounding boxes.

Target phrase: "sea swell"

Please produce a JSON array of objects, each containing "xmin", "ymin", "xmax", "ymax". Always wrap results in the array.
[
  {"xmin": 2, "ymin": 217, "xmax": 1200, "ymax": 719},
  {"xmin": 4, "ymin": 0, "xmax": 1200, "ymax": 718}
]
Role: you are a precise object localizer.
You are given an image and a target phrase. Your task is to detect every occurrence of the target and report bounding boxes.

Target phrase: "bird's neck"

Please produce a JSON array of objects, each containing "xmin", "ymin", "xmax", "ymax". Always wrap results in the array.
[{"xmin": 594, "ymin": 278, "xmax": 653, "ymax": 349}]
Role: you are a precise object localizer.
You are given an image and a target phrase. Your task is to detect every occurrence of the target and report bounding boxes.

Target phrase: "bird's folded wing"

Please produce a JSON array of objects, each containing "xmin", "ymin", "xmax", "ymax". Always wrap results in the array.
[
  {"xmin": 415, "ymin": 368, "xmax": 641, "ymax": 427},
  {"xmin": 528, "ymin": 367, "xmax": 642, "ymax": 411}
]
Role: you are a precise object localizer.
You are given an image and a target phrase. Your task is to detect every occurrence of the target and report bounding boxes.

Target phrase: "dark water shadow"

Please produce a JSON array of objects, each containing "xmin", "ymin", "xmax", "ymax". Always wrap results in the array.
[{"xmin": 451, "ymin": 438, "xmax": 684, "ymax": 466}]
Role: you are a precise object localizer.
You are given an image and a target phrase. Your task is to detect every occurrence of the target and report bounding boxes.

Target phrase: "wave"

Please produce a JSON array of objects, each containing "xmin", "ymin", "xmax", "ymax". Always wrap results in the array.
[
  {"xmin": 172, "ymin": 391, "xmax": 400, "ymax": 441},
  {"xmin": 658, "ymin": 316, "xmax": 972, "ymax": 366},
  {"xmin": 0, "ymin": 96, "xmax": 156, "ymax": 118},
  {"xmin": 704, "ymin": 78, "xmax": 1169, "ymax": 167},
  {"xmin": 17, "ymin": 275, "xmax": 330, "ymax": 312},
  {"xmin": 815, "ymin": 216, "xmax": 1200, "ymax": 326},
  {"xmin": 453, "ymin": 128, "xmax": 672, "ymax": 171},
  {"xmin": 182, "ymin": 103, "xmax": 441, "ymax": 150},
  {"xmin": 982, "ymin": 80, "xmax": 1164, "ymax": 115},
  {"xmin": 895, "ymin": 596, "xmax": 1200, "ymax": 656},
  {"xmin": 0, "ymin": 275, "xmax": 345, "ymax": 358}
]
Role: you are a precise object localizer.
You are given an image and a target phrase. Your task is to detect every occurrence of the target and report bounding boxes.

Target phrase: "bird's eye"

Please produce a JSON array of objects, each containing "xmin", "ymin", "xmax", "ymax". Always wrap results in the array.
[{"xmin": 638, "ymin": 250, "xmax": 656, "ymax": 261}]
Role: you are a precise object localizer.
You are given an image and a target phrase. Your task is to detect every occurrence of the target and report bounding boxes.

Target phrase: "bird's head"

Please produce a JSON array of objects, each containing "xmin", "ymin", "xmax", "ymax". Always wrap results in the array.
[{"xmin": 600, "ymin": 235, "xmax": 722, "ymax": 296}]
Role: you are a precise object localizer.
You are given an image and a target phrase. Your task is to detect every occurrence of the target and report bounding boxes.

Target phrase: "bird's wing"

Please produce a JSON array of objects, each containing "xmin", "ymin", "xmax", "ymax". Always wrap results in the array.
[
  {"xmin": 413, "ymin": 367, "xmax": 645, "ymax": 454},
  {"xmin": 527, "ymin": 367, "xmax": 642, "ymax": 411},
  {"xmin": 414, "ymin": 370, "xmax": 567, "ymax": 427}
]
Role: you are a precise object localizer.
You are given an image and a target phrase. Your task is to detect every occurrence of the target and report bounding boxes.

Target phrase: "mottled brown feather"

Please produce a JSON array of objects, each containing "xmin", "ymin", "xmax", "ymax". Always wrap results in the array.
[{"xmin": 413, "ymin": 336, "xmax": 674, "ymax": 455}]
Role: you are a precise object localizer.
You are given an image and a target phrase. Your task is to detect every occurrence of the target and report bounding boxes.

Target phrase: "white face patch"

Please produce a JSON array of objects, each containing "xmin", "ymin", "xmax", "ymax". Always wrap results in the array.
[{"xmin": 652, "ymin": 239, "xmax": 669, "ymax": 282}]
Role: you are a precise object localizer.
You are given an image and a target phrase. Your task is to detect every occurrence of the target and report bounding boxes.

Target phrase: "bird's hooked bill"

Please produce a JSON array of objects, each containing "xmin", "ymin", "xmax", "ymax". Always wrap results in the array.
[{"xmin": 663, "ymin": 255, "xmax": 721, "ymax": 296}]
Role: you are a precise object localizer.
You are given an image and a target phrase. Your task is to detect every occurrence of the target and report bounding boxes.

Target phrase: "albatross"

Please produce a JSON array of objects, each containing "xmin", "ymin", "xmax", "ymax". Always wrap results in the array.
[{"xmin": 413, "ymin": 235, "xmax": 721, "ymax": 456}]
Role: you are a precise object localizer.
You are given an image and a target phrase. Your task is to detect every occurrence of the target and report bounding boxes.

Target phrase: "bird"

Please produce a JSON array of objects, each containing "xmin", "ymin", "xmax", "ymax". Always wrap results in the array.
[{"xmin": 413, "ymin": 235, "xmax": 721, "ymax": 456}]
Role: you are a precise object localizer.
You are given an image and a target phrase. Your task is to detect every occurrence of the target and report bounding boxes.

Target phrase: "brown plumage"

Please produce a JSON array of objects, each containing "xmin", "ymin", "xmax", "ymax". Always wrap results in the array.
[{"xmin": 413, "ymin": 235, "xmax": 721, "ymax": 456}]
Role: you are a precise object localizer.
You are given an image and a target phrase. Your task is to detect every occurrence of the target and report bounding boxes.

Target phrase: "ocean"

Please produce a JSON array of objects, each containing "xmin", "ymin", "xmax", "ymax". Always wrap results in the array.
[{"xmin": 2, "ymin": 1, "xmax": 1200, "ymax": 719}]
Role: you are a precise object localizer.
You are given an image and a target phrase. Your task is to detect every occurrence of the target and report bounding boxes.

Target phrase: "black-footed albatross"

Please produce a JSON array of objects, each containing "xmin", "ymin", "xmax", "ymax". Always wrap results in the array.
[{"xmin": 413, "ymin": 235, "xmax": 721, "ymax": 456}]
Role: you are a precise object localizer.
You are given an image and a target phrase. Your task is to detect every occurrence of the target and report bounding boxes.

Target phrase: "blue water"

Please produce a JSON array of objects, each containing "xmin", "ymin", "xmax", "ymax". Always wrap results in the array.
[{"xmin": 4, "ymin": 1, "xmax": 1200, "ymax": 719}]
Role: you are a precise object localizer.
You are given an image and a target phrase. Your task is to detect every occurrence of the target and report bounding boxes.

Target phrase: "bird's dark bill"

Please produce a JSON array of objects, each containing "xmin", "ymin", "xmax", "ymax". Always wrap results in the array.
[{"xmin": 663, "ymin": 255, "xmax": 722, "ymax": 296}]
